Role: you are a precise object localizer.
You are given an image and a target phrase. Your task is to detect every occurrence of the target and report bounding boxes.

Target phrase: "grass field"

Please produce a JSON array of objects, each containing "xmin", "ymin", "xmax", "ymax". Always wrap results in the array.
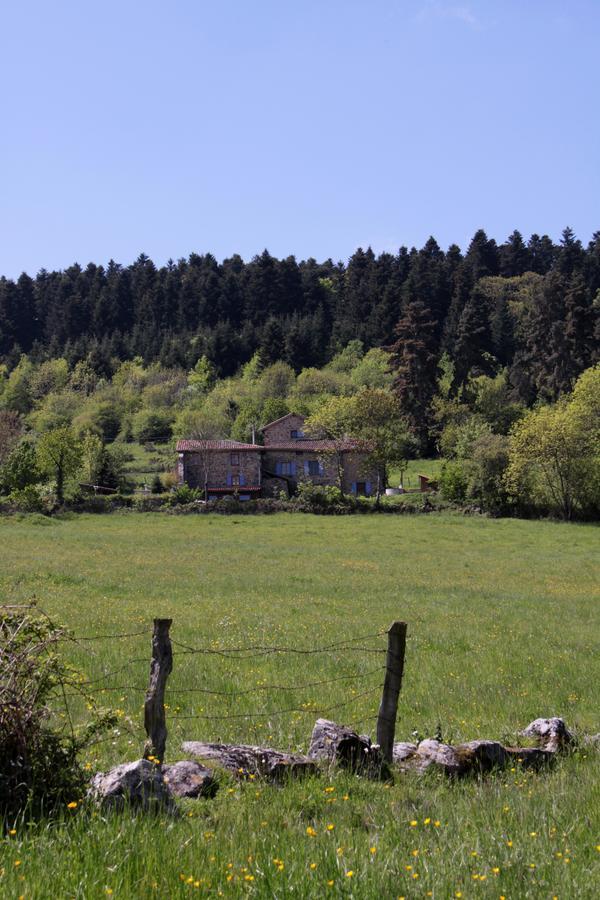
[{"xmin": 0, "ymin": 512, "xmax": 599, "ymax": 898}]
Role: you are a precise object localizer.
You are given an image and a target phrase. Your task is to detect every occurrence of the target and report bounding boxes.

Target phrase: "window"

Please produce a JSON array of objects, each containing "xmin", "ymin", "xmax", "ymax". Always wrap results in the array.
[
  {"xmin": 280, "ymin": 462, "xmax": 293, "ymax": 476},
  {"xmin": 230, "ymin": 452, "xmax": 240, "ymax": 465},
  {"xmin": 308, "ymin": 459, "xmax": 321, "ymax": 476},
  {"xmin": 290, "ymin": 429, "xmax": 304, "ymax": 439}
]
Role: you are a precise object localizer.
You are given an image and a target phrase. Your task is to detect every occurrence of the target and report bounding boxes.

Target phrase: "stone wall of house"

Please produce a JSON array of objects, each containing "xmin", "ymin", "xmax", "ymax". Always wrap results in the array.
[
  {"xmin": 262, "ymin": 414, "xmax": 306, "ymax": 446},
  {"xmin": 340, "ymin": 452, "xmax": 379, "ymax": 495},
  {"xmin": 181, "ymin": 451, "xmax": 262, "ymax": 490},
  {"xmin": 262, "ymin": 450, "xmax": 337, "ymax": 486}
]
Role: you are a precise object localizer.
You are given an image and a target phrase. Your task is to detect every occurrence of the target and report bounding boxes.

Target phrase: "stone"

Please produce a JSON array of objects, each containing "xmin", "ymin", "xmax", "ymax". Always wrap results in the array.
[
  {"xmin": 162, "ymin": 761, "xmax": 217, "ymax": 798},
  {"xmin": 89, "ymin": 759, "xmax": 174, "ymax": 811},
  {"xmin": 182, "ymin": 741, "xmax": 317, "ymax": 782},
  {"xmin": 308, "ymin": 719, "xmax": 385, "ymax": 777},
  {"xmin": 520, "ymin": 717, "xmax": 574, "ymax": 753}
]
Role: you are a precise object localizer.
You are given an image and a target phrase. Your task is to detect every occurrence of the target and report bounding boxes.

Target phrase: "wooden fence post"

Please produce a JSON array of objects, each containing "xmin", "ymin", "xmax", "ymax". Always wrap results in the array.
[
  {"xmin": 143, "ymin": 618, "xmax": 173, "ymax": 763},
  {"xmin": 376, "ymin": 621, "xmax": 407, "ymax": 763}
]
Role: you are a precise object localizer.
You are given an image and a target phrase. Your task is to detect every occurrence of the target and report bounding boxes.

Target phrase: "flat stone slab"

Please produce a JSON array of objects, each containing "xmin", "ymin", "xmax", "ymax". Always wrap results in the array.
[{"xmin": 182, "ymin": 741, "xmax": 318, "ymax": 782}]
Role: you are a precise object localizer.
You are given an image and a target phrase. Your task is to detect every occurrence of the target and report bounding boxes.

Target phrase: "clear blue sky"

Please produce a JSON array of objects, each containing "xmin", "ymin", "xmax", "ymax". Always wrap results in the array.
[{"xmin": 1, "ymin": 0, "xmax": 598, "ymax": 278}]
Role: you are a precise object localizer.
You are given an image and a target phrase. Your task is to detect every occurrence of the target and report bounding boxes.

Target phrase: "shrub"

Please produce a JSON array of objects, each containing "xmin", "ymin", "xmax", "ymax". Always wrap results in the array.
[
  {"xmin": 168, "ymin": 484, "xmax": 202, "ymax": 505},
  {"xmin": 439, "ymin": 460, "xmax": 470, "ymax": 503},
  {"xmin": 0, "ymin": 606, "xmax": 116, "ymax": 819},
  {"xmin": 151, "ymin": 474, "xmax": 165, "ymax": 494},
  {"xmin": 7, "ymin": 485, "xmax": 46, "ymax": 513}
]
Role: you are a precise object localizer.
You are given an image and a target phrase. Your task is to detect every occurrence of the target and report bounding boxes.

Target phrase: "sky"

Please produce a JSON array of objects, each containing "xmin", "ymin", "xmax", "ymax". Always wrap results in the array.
[{"xmin": 0, "ymin": 0, "xmax": 598, "ymax": 277}]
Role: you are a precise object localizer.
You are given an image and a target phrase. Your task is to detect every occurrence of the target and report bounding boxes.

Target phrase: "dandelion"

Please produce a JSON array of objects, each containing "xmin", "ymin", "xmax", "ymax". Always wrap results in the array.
[
  {"xmin": 434, "ymin": 820, "xmax": 441, "ymax": 827},
  {"xmin": 409, "ymin": 820, "xmax": 418, "ymax": 827},
  {"xmin": 310, "ymin": 863, "xmax": 317, "ymax": 870},
  {"xmin": 492, "ymin": 867, "xmax": 500, "ymax": 874},
  {"xmin": 327, "ymin": 880, "xmax": 334, "ymax": 887},
  {"xmin": 67, "ymin": 801, "xmax": 78, "ymax": 809},
  {"xmin": 9, "ymin": 829, "xmax": 16, "ymax": 836},
  {"xmin": 306, "ymin": 826, "xmax": 317, "ymax": 837},
  {"xmin": 424, "ymin": 817, "xmax": 431, "ymax": 824},
  {"xmin": 370, "ymin": 846, "xmax": 377, "ymax": 855},
  {"xmin": 327, "ymin": 823, "xmax": 335, "ymax": 831},
  {"xmin": 325, "ymin": 786, "xmax": 335, "ymax": 793},
  {"xmin": 244, "ymin": 875, "xmax": 254, "ymax": 882},
  {"xmin": 14, "ymin": 860, "xmax": 21, "ymax": 867},
  {"xmin": 346, "ymin": 871, "xmax": 354, "ymax": 878},
  {"xmin": 342, "ymin": 794, "xmax": 350, "ymax": 801},
  {"xmin": 506, "ymin": 840, "xmax": 513, "ymax": 848}
]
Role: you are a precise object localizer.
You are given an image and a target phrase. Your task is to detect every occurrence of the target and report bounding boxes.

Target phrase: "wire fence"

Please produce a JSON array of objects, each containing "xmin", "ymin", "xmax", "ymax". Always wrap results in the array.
[{"xmin": 3, "ymin": 606, "xmax": 393, "ymax": 739}]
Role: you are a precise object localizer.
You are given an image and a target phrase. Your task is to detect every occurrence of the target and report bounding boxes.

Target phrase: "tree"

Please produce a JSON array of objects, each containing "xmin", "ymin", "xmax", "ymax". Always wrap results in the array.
[
  {"xmin": 388, "ymin": 298, "xmax": 439, "ymax": 450},
  {"xmin": 0, "ymin": 439, "xmax": 40, "ymax": 494},
  {"xmin": 346, "ymin": 389, "xmax": 415, "ymax": 503},
  {"xmin": 505, "ymin": 393, "xmax": 598, "ymax": 521},
  {"xmin": 188, "ymin": 355, "xmax": 216, "ymax": 396},
  {"xmin": 36, "ymin": 427, "xmax": 82, "ymax": 504},
  {"xmin": 305, "ymin": 396, "xmax": 357, "ymax": 495},
  {"xmin": 0, "ymin": 410, "xmax": 23, "ymax": 466}
]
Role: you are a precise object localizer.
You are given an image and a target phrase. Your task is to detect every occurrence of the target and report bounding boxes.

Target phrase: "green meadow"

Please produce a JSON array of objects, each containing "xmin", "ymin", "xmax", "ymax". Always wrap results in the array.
[{"xmin": 0, "ymin": 512, "xmax": 599, "ymax": 898}]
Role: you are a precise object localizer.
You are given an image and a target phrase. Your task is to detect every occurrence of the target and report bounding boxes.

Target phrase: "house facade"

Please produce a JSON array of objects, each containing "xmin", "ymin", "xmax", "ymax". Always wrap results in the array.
[{"xmin": 177, "ymin": 413, "xmax": 377, "ymax": 499}]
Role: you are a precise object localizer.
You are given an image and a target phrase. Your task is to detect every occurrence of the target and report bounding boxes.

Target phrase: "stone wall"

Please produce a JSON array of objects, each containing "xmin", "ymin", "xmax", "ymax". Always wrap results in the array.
[
  {"xmin": 262, "ymin": 414, "xmax": 306, "ymax": 446},
  {"xmin": 181, "ymin": 450, "xmax": 262, "ymax": 491}
]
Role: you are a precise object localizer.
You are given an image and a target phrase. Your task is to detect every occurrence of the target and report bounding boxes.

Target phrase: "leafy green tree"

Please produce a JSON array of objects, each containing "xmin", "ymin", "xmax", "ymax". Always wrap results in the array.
[
  {"xmin": 36, "ymin": 427, "xmax": 82, "ymax": 504},
  {"xmin": 188, "ymin": 355, "xmax": 216, "ymax": 396},
  {"xmin": 505, "ymin": 397, "xmax": 597, "ymax": 520},
  {"xmin": 0, "ymin": 439, "xmax": 40, "ymax": 494},
  {"xmin": 346, "ymin": 388, "xmax": 415, "ymax": 503},
  {"xmin": 305, "ymin": 395, "xmax": 357, "ymax": 495}
]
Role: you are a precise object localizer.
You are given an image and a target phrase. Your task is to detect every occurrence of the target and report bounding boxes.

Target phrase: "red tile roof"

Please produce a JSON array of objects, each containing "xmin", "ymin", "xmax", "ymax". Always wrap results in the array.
[{"xmin": 177, "ymin": 439, "xmax": 262, "ymax": 452}]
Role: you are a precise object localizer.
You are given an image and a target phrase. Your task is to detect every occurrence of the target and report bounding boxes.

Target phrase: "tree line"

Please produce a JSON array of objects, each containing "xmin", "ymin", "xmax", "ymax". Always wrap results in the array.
[{"xmin": 1, "ymin": 229, "xmax": 598, "ymax": 424}]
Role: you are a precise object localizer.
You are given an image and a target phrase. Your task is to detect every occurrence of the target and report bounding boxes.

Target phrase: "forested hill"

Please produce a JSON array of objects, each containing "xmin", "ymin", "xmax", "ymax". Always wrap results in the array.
[{"xmin": 1, "ymin": 228, "xmax": 599, "ymax": 405}]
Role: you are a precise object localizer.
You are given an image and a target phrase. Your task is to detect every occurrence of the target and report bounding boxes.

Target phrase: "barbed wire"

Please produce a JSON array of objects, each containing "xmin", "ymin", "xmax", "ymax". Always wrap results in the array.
[
  {"xmin": 171, "ymin": 630, "xmax": 386, "ymax": 659},
  {"xmin": 169, "ymin": 684, "xmax": 383, "ymax": 722},
  {"xmin": 62, "ymin": 664, "xmax": 385, "ymax": 698}
]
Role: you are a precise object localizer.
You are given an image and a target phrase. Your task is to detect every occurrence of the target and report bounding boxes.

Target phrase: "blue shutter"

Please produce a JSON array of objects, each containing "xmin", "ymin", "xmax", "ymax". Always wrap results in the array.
[
  {"xmin": 365, "ymin": 481, "xmax": 372, "ymax": 496},
  {"xmin": 351, "ymin": 482, "xmax": 357, "ymax": 495},
  {"xmin": 304, "ymin": 460, "xmax": 309, "ymax": 476},
  {"xmin": 275, "ymin": 462, "xmax": 282, "ymax": 476},
  {"xmin": 240, "ymin": 472, "xmax": 246, "ymax": 486},
  {"xmin": 318, "ymin": 461, "xmax": 324, "ymax": 476},
  {"xmin": 290, "ymin": 462, "xmax": 296, "ymax": 476},
  {"xmin": 226, "ymin": 472, "xmax": 232, "ymax": 487}
]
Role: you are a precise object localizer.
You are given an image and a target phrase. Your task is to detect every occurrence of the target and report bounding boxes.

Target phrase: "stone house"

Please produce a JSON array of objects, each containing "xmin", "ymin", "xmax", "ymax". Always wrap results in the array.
[{"xmin": 177, "ymin": 413, "xmax": 377, "ymax": 499}]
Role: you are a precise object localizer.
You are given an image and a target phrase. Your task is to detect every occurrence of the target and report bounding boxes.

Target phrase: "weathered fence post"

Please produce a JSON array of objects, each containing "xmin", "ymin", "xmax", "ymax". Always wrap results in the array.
[
  {"xmin": 376, "ymin": 621, "xmax": 407, "ymax": 763},
  {"xmin": 143, "ymin": 618, "xmax": 173, "ymax": 763}
]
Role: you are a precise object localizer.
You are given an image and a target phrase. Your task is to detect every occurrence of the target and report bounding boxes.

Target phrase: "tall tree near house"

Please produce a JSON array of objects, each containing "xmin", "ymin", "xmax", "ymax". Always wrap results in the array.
[
  {"xmin": 305, "ymin": 395, "xmax": 357, "ymax": 496},
  {"xmin": 36, "ymin": 427, "xmax": 82, "ymax": 505},
  {"xmin": 388, "ymin": 297, "xmax": 439, "ymax": 451},
  {"xmin": 179, "ymin": 407, "xmax": 230, "ymax": 501},
  {"xmin": 346, "ymin": 388, "xmax": 415, "ymax": 505}
]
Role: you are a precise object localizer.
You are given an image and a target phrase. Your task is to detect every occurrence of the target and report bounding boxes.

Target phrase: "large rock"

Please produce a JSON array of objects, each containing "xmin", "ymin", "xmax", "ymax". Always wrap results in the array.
[
  {"xmin": 520, "ymin": 717, "xmax": 574, "ymax": 752},
  {"xmin": 162, "ymin": 761, "xmax": 217, "ymax": 798},
  {"xmin": 182, "ymin": 741, "xmax": 317, "ymax": 782},
  {"xmin": 89, "ymin": 759, "xmax": 174, "ymax": 811},
  {"xmin": 393, "ymin": 738, "xmax": 554, "ymax": 776},
  {"xmin": 309, "ymin": 719, "xmax": 385, "ymax": 777}
]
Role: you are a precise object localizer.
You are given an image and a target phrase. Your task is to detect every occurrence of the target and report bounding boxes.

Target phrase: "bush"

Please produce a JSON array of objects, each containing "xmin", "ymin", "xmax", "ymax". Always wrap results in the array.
[
  {"xmin": 0, "ymin": 606, "xmax": 116, "ymax": 819},
  {"xmin": 439, "ymin": 460, "xmax": 470, "ymax": 502},
  {"xmin": 168, "ymin": 484, "xmax": 202, "ymax": 505},
  {"xmin": 7, "ymin": 484, "xmax": 46, "ymax": 513},
  {"xmin": 468, "ymin": 433, "xmax": 511, "ymax": 514},
  {"xmin": 151, "ymin": 474, "xmax": 165, "ymax": 494}
]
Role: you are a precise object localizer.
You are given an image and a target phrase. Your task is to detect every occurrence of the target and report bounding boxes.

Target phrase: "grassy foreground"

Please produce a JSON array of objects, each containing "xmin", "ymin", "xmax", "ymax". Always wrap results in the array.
[{"xmin": 0, "ymin": 512, "xmax": 599, "ymax": 898}]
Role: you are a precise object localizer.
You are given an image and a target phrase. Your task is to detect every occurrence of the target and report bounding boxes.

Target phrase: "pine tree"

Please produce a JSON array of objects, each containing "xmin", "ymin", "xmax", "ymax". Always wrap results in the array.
[{"xmin": 388, "ymin": 298, "xmax": 439, "ymax": 450}]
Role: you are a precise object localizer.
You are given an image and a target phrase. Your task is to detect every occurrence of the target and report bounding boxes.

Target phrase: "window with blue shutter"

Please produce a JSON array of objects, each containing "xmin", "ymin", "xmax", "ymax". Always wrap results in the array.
[
  {"xmin": 365, "ymin": 481, "xmax": 372, "ymax": 496},
  {"xmin": 239, "ymin": 472, "xmax": 246, "ymax": 486},
  {"xmin": 275, "ymin": 462, "xmax": 282, "ymax": 476},
  {"xmin": 290, "ymin": 462, "xmax": 296, "ymax": 476},
  {"xmin": 351, "ymin": 482, "xmax": 357, "ymax": 494},
  {"xmin": 226, "ymin": 472, "xmax": 233, "ymax": 486},
  {"xmin": 304, "ymin": 460, "xmax": 310, "ymax": 476}
]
